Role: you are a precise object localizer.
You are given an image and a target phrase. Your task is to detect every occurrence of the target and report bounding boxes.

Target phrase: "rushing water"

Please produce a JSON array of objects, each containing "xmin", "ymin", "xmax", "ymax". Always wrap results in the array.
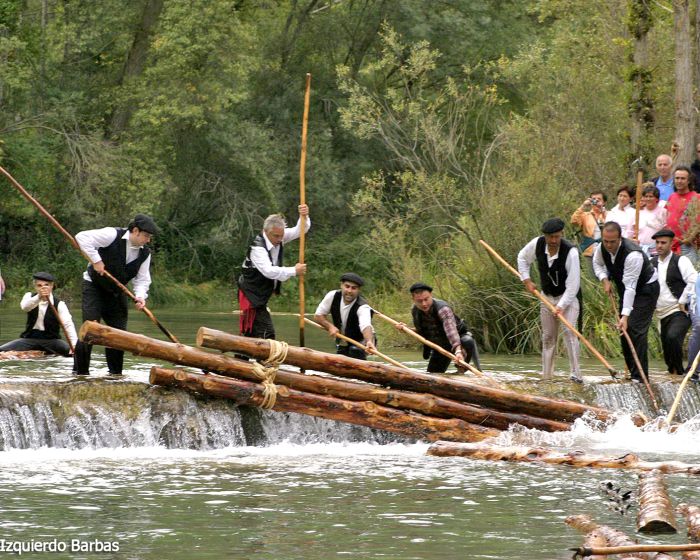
[{"xmin": 0, "ymin": 305, "xmax": 699, "ymax": 559}]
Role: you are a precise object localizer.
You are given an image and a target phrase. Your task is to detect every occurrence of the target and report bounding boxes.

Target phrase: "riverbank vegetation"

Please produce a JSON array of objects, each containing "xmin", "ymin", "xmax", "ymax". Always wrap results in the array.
[{"xmin": 0, "ymin": 1, "xmax": 688, "ymax": 355}]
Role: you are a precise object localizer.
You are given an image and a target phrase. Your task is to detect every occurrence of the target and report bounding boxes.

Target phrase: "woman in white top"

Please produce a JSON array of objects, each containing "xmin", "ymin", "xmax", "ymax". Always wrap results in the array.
[
  {"xmin": 625, "ymin": 184, "xmax": 667, "ymax": 255},
  {"xmin": 608, "ymin": 186, "xmax": 636, "ymax": 237}
]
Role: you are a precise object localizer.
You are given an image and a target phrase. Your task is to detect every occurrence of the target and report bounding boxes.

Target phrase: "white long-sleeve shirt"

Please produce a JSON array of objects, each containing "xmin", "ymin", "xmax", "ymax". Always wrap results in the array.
[
  {"xmin": 608, "ymin": 205, "xmax": 637, "ymax": 238},
  {"xmin": 593, "ymin": 243, "xmax": 658, "ymax": 316},
  {"xmin": 75, "ymin": 227, "xmax": 152, "ymax": 300},
  {"xmin": 249, "ymin": 217, "xmax": 311, "ymax": 284},
  {"xmin": 517, "ymin": 237, "xmax": 580, "ymax": 310},
  {"xmin": 314, "ymin": 290, "xmax": 373, "ymax": 335},
  {"xmin": 655, "ymin": 253, "xmax": 697, "ymax": 319},
  {"xmin": 20, "ymin": 292, "xmax": 78, "ymax": 345}
]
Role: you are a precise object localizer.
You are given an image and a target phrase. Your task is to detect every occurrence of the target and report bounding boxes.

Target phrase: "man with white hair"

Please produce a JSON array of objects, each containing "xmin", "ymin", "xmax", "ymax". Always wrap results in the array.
[
  {"xmin": 652, "ymin": 154, "xmax": 675, "ymax": 202},
  {"xmin": 237, "ymin": 205, "xmax": 310, "ymax": 339}
]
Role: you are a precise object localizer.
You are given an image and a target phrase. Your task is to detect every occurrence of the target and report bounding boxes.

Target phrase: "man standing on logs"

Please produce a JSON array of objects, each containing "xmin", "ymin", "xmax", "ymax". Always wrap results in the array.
[
  {"xmin": 313, "ymin": 272, "xmax": 376, "ymax": 359},
  {"xmin": 73, "ymin": 214, "xmax": 159, "ymax": 376},
  {"xmin": 399, "ymin": 283, "xmax": 481, "ymax": 374},
  {"xmin": 650, "ymin": 229, "xmax": 697, "ymax": 375},
  {"xmin": 0, "ymin": 271, "xmax": 77, "ymax": 356},
  {"xmin": 238, "ymin": 205, "xmax": 310, "ymax": 339},
  {"xmin": 593, "ymin": 222, "xmax": 659, "ymax": 382},
  {"xmin": 517, "ymin": 218, "xmax": 582, "ymax": 383}
]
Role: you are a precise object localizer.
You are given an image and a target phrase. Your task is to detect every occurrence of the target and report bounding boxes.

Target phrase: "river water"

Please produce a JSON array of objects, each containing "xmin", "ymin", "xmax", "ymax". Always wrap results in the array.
[{"xmin": 0, "ymin": 306, "xmax": 699, "ymax": 559}]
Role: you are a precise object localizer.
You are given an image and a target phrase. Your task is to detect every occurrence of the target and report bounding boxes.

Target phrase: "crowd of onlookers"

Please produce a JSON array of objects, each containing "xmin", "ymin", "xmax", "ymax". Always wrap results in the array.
[{"xmin": 571, "ymin": 151, "xmax": 700, "ymax": 266}]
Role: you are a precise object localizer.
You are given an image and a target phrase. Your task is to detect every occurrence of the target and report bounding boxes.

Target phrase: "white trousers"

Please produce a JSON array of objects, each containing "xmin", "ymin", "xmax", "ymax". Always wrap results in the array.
[{"xmin": 540, "ymin": 294, "xmax": 580, "ymax": 378}]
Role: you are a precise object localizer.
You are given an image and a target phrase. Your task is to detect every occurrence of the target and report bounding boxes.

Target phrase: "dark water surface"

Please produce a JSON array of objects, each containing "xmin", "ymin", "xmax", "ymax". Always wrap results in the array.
[{"xmin": 0, "ymin": 305, "xmax": 698, "ymax": 559}]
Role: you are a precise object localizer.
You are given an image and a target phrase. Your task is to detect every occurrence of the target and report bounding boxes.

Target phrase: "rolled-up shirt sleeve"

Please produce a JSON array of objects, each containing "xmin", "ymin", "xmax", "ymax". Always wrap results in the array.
[
  {"xmin": 20, "ymin": 292, "xmax": 40, "ymax": 312},
  {"xmin": 250, "ymin": 247, "xmax": 298, "ymax": 282},
  {"xmin": 358, "ymin": 304, "xmax": 373, "ymax": 333},
  {"xmin": 282, "ymin": 216, "xmax": 311, "ymax": 244},
  {"xmin": 438, "ymin": 306, "xmax": 462, "ymax": 352},
  {"xmin": 314, "ymin": 291, "xmax": 335, "ymax": 317},
  {"xmin": 620, "ymin": 252, "xmax": 643, "ymax": 316}
]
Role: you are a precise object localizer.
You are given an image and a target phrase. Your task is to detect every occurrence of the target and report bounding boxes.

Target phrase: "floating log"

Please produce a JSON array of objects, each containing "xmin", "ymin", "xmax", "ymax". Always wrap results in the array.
[
  {"xmin": 196, "ymin": 327, "xmax": 619, "ymax": 425},
  {"xmin": 150, "ymin": 367, "xmax": 499, "ymax": 443},
  {"xmin": 0, "ymin": 350, "xmax": 50, "ymax": 360},
  {"xmin": 427, "ymin": 442, "xmax": 700, "ymax": 474},
  {"xmin": 678, "ymin": 504, "xmax": 700, "ymax": 543},
  {"xmin": 637, "ymin": 470, "xmax": 678, "ymax": 534},
  {"xmin": 567, "ymin": 514, "xmax": 649, "ymax": 560},
  {"xmin": 571, "ymin": 543, "xmax": 700, "ymax": 559},
  {"xmin": 78, "ymin": 321, "xmax": 567, "ymax": 432}
]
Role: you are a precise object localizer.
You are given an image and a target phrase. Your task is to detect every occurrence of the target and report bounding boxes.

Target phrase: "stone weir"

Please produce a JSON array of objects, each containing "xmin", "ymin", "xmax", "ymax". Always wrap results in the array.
[{"xmin": 0, "ymin": 380, "xmax": 399, "ymax": 451}]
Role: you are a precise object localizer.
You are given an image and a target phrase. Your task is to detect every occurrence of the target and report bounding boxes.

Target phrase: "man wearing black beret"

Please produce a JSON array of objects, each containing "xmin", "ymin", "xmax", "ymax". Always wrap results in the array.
[
  {"xmin": 650, "ymin": 229, "xmax": 697, "ymax": 375},
  {"xmin": 517, "ymin": 218, "xmax": 582, "ymax": 383},
  {"xmin": 397, "ymin": 282, "xmax": 480, "ymax": 373},
  {"xmin": 72, "ymin": 214, "xmax": 159, "ymax": 375},
  {"xmin": 0, "ymin": 272, "xmax": 77, "ymax": 356},
  {"xmin": 314, "ymin": 272, "xmax": 375, "ymax": 359},
  {"xmin": 593, "ymin": 221, "xmax": 659, "ymax": 382}
]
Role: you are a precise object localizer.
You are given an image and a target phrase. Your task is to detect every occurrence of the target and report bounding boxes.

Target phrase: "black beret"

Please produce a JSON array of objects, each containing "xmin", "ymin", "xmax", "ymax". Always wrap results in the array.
[
  {"xmin": 129, "ymin": 213, "xmax": 160, "ymax": 235},
  {"xmin": 409, "ymin": 282, "xmax": 433, "ymax": 294},
  {"xmin": 651, "ymin": 228, "xmax": 675, "ymax": 240},
  {"xmin": 32, "ymin": 271, "xmax": 55, "ymax": 282},
  {"xmin": 340, "ymin": 272, "xmax": 365, "ymax": 287},
  {"xmin": 541, "ymin": 218, "xmax": 565, "ymax": 234}
]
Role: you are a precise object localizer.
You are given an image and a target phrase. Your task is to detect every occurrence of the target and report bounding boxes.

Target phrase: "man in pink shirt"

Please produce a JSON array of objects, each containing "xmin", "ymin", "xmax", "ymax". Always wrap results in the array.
[{"xmin": 665, "ymin": 166, "xmax": 700, "ymax": 264}]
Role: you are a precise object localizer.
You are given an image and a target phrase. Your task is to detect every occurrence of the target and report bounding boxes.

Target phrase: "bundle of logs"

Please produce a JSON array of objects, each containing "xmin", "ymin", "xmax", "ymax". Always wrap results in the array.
[
  {"xmin": 566, "ymin": 470, "xmax": 700, "ymax": 559},
  {"xmin": 80, "ymin": 321, "xmax": 623, "ymax": 443}
]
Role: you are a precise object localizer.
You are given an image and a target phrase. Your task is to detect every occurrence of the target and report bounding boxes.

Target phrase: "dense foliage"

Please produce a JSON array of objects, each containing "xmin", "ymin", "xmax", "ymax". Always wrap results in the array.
[{"xmin": 0, "ymin": 0, "xmax": 681, "ymax": 354}]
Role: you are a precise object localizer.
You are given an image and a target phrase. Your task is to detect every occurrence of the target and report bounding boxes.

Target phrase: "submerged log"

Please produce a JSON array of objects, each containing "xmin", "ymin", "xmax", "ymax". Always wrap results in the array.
[
  {"xmin": 150, "ymin": 367, "xmax": 499, "ymax": 443},
  {"xmin": 566, "ymin": 514, "xmax": 649, "ymax": 560},
  {"xmin": 427, "ymin": 442, "xmax": 700, "ymax": 475},
  {"xmin": 637, "ymin": 470, "xmax": 678, "ymax": 534},
  {"xmin": 78, "ymin": 321, "xmax": 567, "ymax": 432},
  {"xmin": 678, "ymin": 504, "xmax": 700, "ymax": 543},
  {"xmin": 196, "ymin": 327, "xmax": 618, "ymax": 424},
  {"xmin": 0, "ymin": 350, "xmax": 50, "ymax": 360}
]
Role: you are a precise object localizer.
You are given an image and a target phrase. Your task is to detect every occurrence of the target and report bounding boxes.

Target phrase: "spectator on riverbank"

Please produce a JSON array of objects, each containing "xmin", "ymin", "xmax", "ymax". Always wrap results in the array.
[
  {"xmin": 625, "ymin": 184, "xmax": 667, "ymax": 255},
  {"xmin": 608, "ymin": 186, "xmax": 636, "ymax": 238}
]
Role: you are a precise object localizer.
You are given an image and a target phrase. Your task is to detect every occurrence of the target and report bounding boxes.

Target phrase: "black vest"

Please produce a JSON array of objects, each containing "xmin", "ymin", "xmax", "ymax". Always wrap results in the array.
[
  {"xmin": 651, "ymin": 254, "xmax": 686, "ymax": 301},
  {"xmin": 535, "ymin": 237, "xmax": 576, "ymax": 297},
  {"xmin": 238, "ymin": 234, "xmax": 284, "ymax": 308},
  {"xmin": 601, "ymin": 238, "xmax": 655, "ymax": 299},
  {"xmin": 87, "ymin": 228, "xmax": 150, "ymax": 295},
  {"xmin": 412, "ymin": 298, "xmax": 467, "ymax": 351},
  {"xmin": 329, "ymin": 291, "xmax": 371, "ymax": 342},
  {"xmin": 21, "ymin": 295, "xmax": 62, "ymax": 339}
]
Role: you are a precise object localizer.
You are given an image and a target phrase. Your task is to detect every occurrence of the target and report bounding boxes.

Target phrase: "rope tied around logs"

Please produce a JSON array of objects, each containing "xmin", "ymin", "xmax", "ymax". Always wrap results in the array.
[{"xmin": 250, "ymin": 340, "xmax": 289, "ymax": 409}]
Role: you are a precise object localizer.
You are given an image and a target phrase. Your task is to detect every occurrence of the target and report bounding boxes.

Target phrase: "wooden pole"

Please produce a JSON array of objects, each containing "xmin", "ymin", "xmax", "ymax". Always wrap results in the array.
[
  {"xmin": 634, "ymin": 167, "xmax": 644, "ymax": 242},
  {"xmin": 427, "ymin": 442, "xmax": 700, "ymax": 474},
  {"xmin": 0, "ymin": 165, "xmax": 179, "ymax": 344},
  {"xmin": 47, "ymin": 299, "xmax": 74, "ymax": 354},
  {"xmin": 195, "ymin": 327, "xmax": 623, "ymax": 424},
  {"xmin": 150, "ymin": 367, "xmax": 499, "ymax": 443},
  {"xmin": 667, "ymin": 349, "xmax": 700, "ymax": 424},
  {"xmin": 479, "ymin": 239, "xmax": 620, "ymax": 379},
  {"xmin": 298, "ymin": 73, "xmax": 311, "ymax": 355},
  {"xmin": 81, "ymin": 321, "xmax": 565, "ymax": 432},
  {"xmin": 637, "ymin": 470, "xmax": 678, "ymax": 534},
  {"xmin": 301, "ymin": 315, "xmax": 410, "ymax": 370},
  {"xmin": 370, "ymin": 308, "xmax": 491, "ymax": 381},
  {"xmin": 566, "ymin": 515, "xmax": 647, "ymax": 560},
  {"xmin": 607, "ymin": 292, "xmax": 659, "ymax": 412},
  {"xmin": 571, "ymin": 543, "xmax": 700, "ymax": 558}
]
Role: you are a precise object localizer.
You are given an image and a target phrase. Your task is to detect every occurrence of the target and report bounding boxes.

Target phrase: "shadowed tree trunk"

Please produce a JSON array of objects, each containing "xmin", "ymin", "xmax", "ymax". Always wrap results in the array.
[
  {"xmin": 673, "ymin": 0, "xmax": 695, "ymax": 165},
  {"xmin": 627, "ymin": 0, "xmax": 654, "ymax": 162}
]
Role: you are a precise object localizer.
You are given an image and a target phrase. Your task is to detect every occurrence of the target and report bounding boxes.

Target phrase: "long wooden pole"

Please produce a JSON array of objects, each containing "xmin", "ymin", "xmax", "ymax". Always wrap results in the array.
[
  {"xmin": 0, "ymin": 165, "xmax": 179, "ymax": 344},
  {"xmin": 667, "ymin": 347, "xmax": 700, "ymax": 424},
  {"xmin": 300, "ymin": 315, "xmax": 410, "ymax": 370},
  {"xmin": 479, "ymin": 239, "xmax": 620, "ymax": 379},
  {"xmin": 370, "ymin": 308, "xmax": 490, "ymax": 381},
  {"xmin": 571, "ymin": 544, "xmax": 700, "ymax": 557},
  {"xmin": 298, "ymin": 72, "xmax": 311, "ymax": 355},
  {"xmin": 48, "ymin": 299, "xmax": 74, "ymax": 354},
  {"xmin": 606, "ymin": 291, "xmax": 659, "ymax": 412}
]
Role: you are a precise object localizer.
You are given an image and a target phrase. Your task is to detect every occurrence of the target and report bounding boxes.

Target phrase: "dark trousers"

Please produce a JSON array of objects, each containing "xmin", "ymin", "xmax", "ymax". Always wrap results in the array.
[
  {"xmin": 660, "ymin": 310, "xmax": 691, "ymax": 374},
  {"xmin": 427, "ymin": 333, "xmax": 481, "ymax": 374},
  {"xmin": 243, "ymin": 306, "xmax": 276, "ymax": 340},
  {"xmin": 73, "ymin": 280, "xmax": 129, "ymax": 374},
  {"xmin": 0, "ymin": 337, "xmax": 70, "ymax": 356},
  {"xmin": 620, "ymin": 281, "xmax": 659, "ymax": 381},
  {"xmin": 337, "ymin": 344, "xmax": 367, "ymax": 360}
]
